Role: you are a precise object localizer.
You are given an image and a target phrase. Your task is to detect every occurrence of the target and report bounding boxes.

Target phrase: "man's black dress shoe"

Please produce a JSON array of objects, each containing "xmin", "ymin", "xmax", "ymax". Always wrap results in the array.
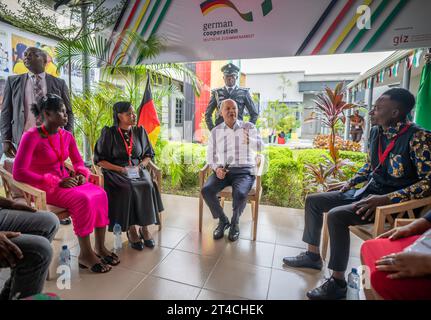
[
  {"xmin": 283, "ymin": 251, "xmax": 323, "ymax": 270},
  {"xmin": 306, "ymin": 277, "xmax": 347, "ymax": 300},
  {"xmin": 228, "ymin": 223, "xmax": 240, "ymax": 242},
  {"xmin": 213, "ymin": 220, "xmax": 230, "ymax": 240},
  {"xmin": 60, "ymin": 218, "xmax": 71, "ymax": 225}
]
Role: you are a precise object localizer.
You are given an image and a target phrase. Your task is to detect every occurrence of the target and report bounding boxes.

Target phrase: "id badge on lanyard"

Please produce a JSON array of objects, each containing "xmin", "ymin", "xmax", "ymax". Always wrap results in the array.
[
  {"xmin": 125, "ymin": 165, "xmax": 140, "ymax": 179},
  {"xmin": 118, "ymin": 128, "xmax": 138, "ymax": 178}
]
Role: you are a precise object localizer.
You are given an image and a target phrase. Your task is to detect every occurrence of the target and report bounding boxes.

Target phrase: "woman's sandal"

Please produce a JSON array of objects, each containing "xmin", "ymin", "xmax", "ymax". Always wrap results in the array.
[
  {"xmin": 96, "ymin": 252, "xmax": 120, "ymax": 266},
  {"xmin": 78, "ymin": 262, "xmax": 111, "ymax": 273}
]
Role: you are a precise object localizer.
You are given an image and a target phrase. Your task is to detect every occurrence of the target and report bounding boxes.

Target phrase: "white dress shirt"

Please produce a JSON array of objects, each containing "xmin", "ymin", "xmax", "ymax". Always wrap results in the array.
[
  {"xmin": 225, "ymin": 85, "xmax": 237, "ymax": 95},
  {"xmin": 207, "ymin": 120, "xmax": 264, "ymax": 172}
]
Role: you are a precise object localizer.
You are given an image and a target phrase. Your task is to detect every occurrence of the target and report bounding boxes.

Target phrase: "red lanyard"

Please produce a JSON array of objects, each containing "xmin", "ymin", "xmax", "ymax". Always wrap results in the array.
[
  {"xmin": 118, "ymin": 127, "xmax": 133, "ymax": 165},
  {"xmin": 376, "ymin": 123, "xmax": 411, "ymax": 170},
  {"xmin": 41, "ymin": 124, "xmax": 64, "ymax": 173}
]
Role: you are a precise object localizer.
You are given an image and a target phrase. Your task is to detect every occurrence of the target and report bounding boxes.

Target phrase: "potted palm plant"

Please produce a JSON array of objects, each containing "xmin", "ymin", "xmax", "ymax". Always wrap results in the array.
[{"xmin": 55, "ymin": 31, "xmax": 201, "ymax": 161}]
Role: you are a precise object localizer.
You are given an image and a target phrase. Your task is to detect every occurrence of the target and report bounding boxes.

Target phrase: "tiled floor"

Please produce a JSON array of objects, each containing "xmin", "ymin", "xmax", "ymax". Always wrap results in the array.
[{"xmin": 0, "ymin": 194, "xmax": 365, "ymax": 300}]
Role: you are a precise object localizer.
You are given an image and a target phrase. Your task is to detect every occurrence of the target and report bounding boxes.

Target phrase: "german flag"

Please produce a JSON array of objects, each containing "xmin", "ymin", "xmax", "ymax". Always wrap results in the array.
[{"xmin": 137, "ymin": 76, "xmax": 160, "ymax": 147}]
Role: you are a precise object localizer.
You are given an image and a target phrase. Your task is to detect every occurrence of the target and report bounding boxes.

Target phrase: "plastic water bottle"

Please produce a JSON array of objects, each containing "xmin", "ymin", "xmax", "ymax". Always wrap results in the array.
[
  {"xmin": 113, "ymin": 223, "xmax": 122, "ymax": 252},
  {"xmin": 346, "ymin": 268, "xmax": 360, "ymax": 300},
  {"xmin": 59, "ymin": 245, "xmax": 71, "ymax": 267},
  {"xmin": 59, "ymin": 245, "xmax": 71, "ymax": 281}
]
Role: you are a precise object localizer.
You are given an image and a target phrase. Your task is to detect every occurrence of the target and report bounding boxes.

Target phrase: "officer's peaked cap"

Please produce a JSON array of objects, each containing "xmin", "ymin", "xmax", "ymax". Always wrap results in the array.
[{"xmin": 221, "ymin": 63, "xmax": 240, "ymax": 76}]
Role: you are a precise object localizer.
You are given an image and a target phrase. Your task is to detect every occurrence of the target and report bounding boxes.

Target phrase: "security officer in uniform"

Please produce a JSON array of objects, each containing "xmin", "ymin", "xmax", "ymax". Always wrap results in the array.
[{"xmin": 205, "ymin": 63, "xmax": 258, "ymax": 131}]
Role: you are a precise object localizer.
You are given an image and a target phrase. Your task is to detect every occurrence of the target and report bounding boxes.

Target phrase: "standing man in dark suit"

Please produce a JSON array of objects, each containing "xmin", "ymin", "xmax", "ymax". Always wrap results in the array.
[
  {"xmin": 0, "ymin": 47, "xmax": 74, "ymax": 225},
  {"xmin": 205, "ymin": 63, "xmax": 258, "ymax": 131},
  {"xmin": 1, "ymin": 46, "xmax": 74, "ymax": 157}
]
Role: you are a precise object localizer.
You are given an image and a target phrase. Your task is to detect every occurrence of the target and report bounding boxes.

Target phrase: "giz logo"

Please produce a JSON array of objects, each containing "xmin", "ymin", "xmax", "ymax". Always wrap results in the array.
[
  {"xmin": 393, "ymin": 34, "xmax": 409, "ymax": 46},
  {"xmin": 56, "ymin": 265, "xmax": 71, "ymax": 290}
]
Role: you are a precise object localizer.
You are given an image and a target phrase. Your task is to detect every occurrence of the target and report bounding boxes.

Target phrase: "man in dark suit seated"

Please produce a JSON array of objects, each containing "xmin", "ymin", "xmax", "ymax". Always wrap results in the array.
[
  {"xmin": 0, "ymin": 46, "xmax": 74, "ymax": 225},
  {"xmin": 283, "ymin": 88, "xmax": 431, "ymax": 300}
]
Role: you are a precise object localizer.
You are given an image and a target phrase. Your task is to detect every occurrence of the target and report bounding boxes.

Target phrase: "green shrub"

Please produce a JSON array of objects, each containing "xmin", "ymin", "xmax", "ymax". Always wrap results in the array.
[
  {"xmin": 295, "ymin": 149, "xmax": 366, "ymax": 197},
  {"xmin": 262, "ymin": 146, "xmax": 293, "ymax": 161},
  {"xmin": 154, "ymin": 141, "xmax": 366, "ymax": 209},
  {"xmin": 295, "ymin": 149, "xmax": 366, "ymax": 167},
  {"xmin": 263, "ymin": 158, "xmax": 304, "ymax": 208},
  {"xmin": 341, "ymin": 160, "xmax": 365, "ymax": 180},
  {"xmin": 339, "ymin": 150, "xmax": 367, "ymax": 163},
  {"xmin": 181, "ymin": 143, "xmax": 207, "ymax": 188},
  {"xmin": 296, "ymin": 149, "xmax": 329, "ymax": 165},
  {"xmin": 157, "ymin": 141, "xmax": 207, "ymax": 188},
  {"xmin": 157, "ymin": 141, "xmax": 183, "ymax": 186}
]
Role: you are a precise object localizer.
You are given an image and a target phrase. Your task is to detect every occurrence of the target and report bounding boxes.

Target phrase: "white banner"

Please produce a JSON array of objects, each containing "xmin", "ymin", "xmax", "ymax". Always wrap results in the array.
[{"xmin": 109, "ymin": 0, "xmax": 431, "ymax": 64}]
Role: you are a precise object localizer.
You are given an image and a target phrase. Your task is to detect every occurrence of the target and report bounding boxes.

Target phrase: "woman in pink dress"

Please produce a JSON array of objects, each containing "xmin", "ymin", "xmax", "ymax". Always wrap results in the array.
[{"xmin": 13, "ymin": 93, "xmax": 119, "ymax": 273}]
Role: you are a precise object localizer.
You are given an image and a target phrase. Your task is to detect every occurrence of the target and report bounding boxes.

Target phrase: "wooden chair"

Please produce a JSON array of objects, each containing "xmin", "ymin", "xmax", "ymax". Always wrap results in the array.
[
  {"xmin": 92, "ymin": 160, "xmax": 163, "ymax": 231},
  {"xmin": 0, "ymin": 159, "xmax": 102, "ymax": 220},
  {"xmin": 0, "ymin": 159, "xmax": 103, "ymax": 280},
  {"xmin": 320, "ymin": 183, "xmax": 431, "ymax": 260},
  {"xmin": 394, "ymin": 218, "xmax": 416, "ymax": 227},
  {"xmin": 198, "ymin": 154, "xmax": 265, "ymax": 241}
]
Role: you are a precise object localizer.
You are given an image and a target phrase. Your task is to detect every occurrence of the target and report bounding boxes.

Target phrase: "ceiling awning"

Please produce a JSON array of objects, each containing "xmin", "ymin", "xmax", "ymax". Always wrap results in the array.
[{"xmin": 107, "ymin": 0, "xmax": 431, "ymax": 64}]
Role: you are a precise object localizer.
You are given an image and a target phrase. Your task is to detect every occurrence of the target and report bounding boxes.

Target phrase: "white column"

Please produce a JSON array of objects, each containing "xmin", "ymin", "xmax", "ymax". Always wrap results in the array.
[
  {"xmin": 344, "ymin": 90, "xmax": 352, "ymax": 140},
  {"xmin": 363, "ymin": 78, "xmax": 374, "ymax": 153}
]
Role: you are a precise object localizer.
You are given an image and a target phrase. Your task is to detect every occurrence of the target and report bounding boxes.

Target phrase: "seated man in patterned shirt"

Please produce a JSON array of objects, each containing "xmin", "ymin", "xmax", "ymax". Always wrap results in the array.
[{"xmin": 283, "ymin": 88, "xmax": 431, "ymax": 300}]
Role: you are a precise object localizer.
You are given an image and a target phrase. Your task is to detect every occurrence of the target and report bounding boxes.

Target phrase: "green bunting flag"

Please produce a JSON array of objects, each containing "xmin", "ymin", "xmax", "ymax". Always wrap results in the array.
[{"xmin": 414, "ymin": 62, "xmax": 431, "ymax": 130}]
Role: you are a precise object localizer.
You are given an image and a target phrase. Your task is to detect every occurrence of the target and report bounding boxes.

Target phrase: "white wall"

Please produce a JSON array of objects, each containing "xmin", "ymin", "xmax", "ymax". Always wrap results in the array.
[
  {"xmin": 304, "ymin": 73, "xmax": 359, "ymax": 82},
  {"xmin": 301, "ymin": 93, "xmax": 321, "ymax": 138},
  {"xmin": 245, "ymin": 71, "xmax": 305, "ymax": 110}
]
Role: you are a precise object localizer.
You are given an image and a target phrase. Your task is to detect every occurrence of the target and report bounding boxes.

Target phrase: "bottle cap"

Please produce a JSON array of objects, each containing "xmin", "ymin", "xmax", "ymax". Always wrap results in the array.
[
  {"xmin": 351, "ymin": 268, "xmax": 357, "ymax": 274},
  {"xmin": 62, "ymin": 245, "xmax": 68, "ymax": 250}
]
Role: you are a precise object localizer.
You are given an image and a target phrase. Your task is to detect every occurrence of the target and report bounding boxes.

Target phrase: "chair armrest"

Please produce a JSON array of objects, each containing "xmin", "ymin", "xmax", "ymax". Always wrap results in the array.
[
  {"xmin": 200, "ymin": 164, "xmax": 210, "ymax": 173},
  {"xmin": 147, "ymin": 160, "xmax": 162, "ymax": 191},
  {"xmin": 373, "ymin": 196, "xmax": 431, "ymax": 237},
  {"xmin": 147, "ymin": 160, "xmax": 161, "ymax": 173},
  {"xmin": 64, "ymin": 160, "xmax": 74, "ymax": 172},
  {"xmin": 88, "ymin": 173, "xmax": 103, "ymax": 187},
  {"xmin": 256, "ymin": 154, "xmax": 265, "ymax": 177},
  {"xmin": 65, "ymin": 159, "xmax": 101, "ymax": 187},
  {"xmin": 92, "ymin": 165, "xmax": 103, "ymax": 176},
  {"xmin": 376, "ymin": 196, "xmax": 431, "ymax": 216},
  {"xmin": 394, "ymin": 218, "xmax": 415, "ymax": 228},
  {"xmin": 0, "ymin": 167, "xmax": 47, "ymax": 210},
  {"xmin": 199, "ymin": 164, "xmax": 211, "ymax": 188}
]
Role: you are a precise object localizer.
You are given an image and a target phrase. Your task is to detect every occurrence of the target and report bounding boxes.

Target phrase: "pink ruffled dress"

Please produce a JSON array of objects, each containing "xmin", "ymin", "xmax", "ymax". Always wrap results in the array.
[{"xmin": 13, "ymin": 127, "xmax": 109, "ymax": 237}]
